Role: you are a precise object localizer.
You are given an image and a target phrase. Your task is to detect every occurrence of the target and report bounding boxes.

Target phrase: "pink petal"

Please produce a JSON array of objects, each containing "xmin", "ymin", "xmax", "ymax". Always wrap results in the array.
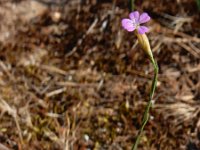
[
  {"xmin": 138, "ymin": 26, "xmax": 149, "ymax": 34},
  {"xmin": 139, "ymin": 12, "xmax": 150, "ymax": 24},
  {"xmin": 129, "ymin": 11, "xmax": 139, "ymax": 22},
  {"xmin": 121, "ymin": 19, "xmax": 136, "ymax": 32}
]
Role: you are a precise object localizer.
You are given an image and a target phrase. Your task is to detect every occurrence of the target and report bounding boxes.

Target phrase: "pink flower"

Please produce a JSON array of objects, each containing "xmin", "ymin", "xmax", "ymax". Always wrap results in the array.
[{"xmin": 121, "ymin": 11, "xmax": 150, "ymax": 34}]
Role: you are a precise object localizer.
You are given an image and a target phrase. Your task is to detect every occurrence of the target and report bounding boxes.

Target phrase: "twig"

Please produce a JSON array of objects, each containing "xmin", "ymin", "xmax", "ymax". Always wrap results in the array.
[
  {"xmin": 66, "ymin": 18, "xmax": 98, "ymax": 57},
  {"xmin": 40, "ymin": 65, "xmax": 67, "ymax": 75},
  {"xmin": 46, "ymin": 87, "xmax": 66, "ymax": 97},
  {"xmin": 0, "ymin": 98, "xmax": 24, "ymax": 146},
  {"xmin": 0, "ymin": 61, "xmax": 15, "ymax": 81},
  {"xmin": 177, "ymin": 43, "xmax": 199, "ymax": 58}
]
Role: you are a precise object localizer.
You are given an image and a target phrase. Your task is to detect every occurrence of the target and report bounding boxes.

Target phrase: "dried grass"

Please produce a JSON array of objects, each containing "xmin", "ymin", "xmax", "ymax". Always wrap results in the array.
[{"xmin": 0, "ymin": 0, "xmax": 199, "ymax": 150}]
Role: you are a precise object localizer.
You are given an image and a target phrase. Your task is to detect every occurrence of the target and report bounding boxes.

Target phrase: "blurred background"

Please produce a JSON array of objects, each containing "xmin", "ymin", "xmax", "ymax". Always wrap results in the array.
[{"xmin": 0, "ymin": 0, "xmax": 199, "ymax": 150}]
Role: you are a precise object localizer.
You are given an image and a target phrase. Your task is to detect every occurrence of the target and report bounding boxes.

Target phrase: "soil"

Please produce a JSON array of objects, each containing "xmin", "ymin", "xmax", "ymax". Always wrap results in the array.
[{"xmin": 0, "ymin": 0, "xmax": 199, "ymax": 150}]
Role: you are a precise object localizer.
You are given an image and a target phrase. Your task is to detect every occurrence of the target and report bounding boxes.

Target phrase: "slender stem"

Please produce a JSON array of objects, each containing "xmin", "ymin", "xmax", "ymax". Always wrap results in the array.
[
  {"xmin": 196, "ymin": 0, "xmax": 200, "ymax": 10},
  {"xmin": 132, "ymin": 56, "xmax": 158, "ymax": 150},
  {"xmin": 130, "ymin": 0, "xmax": 135, "ymax": 11}
]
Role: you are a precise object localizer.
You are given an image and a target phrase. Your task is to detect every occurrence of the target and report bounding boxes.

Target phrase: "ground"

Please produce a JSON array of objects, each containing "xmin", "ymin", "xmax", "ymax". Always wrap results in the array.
[{"xmin": 0, "ymin": 0, "xmax": 200, "ymax": 150}]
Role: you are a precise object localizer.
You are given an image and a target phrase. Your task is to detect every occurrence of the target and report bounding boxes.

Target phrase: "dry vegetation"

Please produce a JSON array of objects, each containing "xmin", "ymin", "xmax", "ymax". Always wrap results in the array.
[{"xmin": 0, "ymin": 0, "xmax": 200, "ymax": 150}]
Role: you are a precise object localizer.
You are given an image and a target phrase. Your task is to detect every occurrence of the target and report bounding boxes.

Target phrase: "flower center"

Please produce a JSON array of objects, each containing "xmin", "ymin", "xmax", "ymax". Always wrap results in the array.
[{"xmin": 132, "ymin": 19, "xmax": 140, "ymax": 28}]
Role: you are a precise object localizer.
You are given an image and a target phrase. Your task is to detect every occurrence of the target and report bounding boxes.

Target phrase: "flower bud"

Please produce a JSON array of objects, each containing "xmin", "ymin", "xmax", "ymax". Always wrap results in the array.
[{"xmin": 135, "ymin": 30, "xmax": 153, "ymax": 59}]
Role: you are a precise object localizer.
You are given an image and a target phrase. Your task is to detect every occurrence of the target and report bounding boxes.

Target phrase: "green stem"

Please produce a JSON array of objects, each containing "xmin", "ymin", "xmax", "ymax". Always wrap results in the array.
[
  {"xmin": 132, "ymin": 56, "xmax": 158, "ymax": 150},
  {"xmin": 196, "ymin": 0, "xmax": 200, "ymax": 10},
  {"xmin": 130, "ymin": 0, "xmax": 135, "ymax": 11}
]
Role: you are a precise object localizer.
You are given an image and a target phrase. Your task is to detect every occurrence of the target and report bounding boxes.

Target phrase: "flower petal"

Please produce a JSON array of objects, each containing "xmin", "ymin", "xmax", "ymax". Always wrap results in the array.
[
  {"xmin": 139, "ymin": 12, "xmax": 150, "ymax": 24},
  {"xmin": 129, "ymin": 11, "xmax": 139, "ymax": 22},
  {"xmin": 138, "ymin": 26, "xmax": 149, "ymax": 34},
  {"xmin": 121, "ymin": 19, "xmax": 136, "ymax": 32}
]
